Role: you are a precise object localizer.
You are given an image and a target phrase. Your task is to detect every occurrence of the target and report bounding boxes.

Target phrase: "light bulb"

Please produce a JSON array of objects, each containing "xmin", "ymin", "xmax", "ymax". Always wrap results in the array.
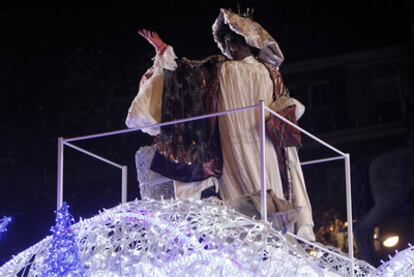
[{"xmin": 383, "ymin": 236, "xmax": 399, "ymax": 248}]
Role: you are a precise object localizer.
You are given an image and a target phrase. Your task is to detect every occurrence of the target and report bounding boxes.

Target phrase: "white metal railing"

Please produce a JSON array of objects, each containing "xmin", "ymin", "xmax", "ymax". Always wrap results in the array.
[
  {"xmin": 57, "ymin": 101, "xmax": 355, "ymax": 276},
  {"xmin": 265, "ymin": 106, "xmax": 354, "ymax": 275}
]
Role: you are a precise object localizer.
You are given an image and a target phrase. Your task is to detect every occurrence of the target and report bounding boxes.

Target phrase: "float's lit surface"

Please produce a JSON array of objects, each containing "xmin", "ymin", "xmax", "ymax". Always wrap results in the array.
[{"xmin": 0, "ymin": 198, "xmax": 377, "ymax": 276}]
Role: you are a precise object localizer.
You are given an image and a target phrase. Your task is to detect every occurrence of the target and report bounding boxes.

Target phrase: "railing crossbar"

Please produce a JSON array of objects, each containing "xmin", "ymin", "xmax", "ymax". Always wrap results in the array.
[
  {"xmin": 64, "ymin": 142, "xmax": 124, "ymax": 169},
  {"xmin": 65, "ymin": 104, "xmax": 258, "ymax": 143},
  {"xmin": 265, "ymin": 107, "xmax": 347, "ymax": 157},
  {"xmin": 301, "ymin": 156, "xmax": 345, "ymax": 166}
]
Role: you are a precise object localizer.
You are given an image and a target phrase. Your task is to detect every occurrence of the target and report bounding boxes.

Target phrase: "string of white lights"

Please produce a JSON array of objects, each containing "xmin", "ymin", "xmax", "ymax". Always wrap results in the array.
[
  {"xmin": 374, "ymin": 244, "xmax": 414, "ymax": 276},
  {"xmin": 0, "ymin": 198, "xmax": 383, "ymax": 276}
]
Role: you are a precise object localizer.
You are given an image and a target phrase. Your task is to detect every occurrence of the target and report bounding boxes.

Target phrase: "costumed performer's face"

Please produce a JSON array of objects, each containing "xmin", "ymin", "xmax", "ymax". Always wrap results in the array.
[{"xmin": 224, "ymin": 32, "xmax": 251, "ymax": 61}]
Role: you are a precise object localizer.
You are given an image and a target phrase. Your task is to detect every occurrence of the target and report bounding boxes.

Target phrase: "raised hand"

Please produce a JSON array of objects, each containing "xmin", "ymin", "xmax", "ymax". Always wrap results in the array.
[{"xmin": 138, "ymin": 29, "xmax": 167, "ymax": 55}]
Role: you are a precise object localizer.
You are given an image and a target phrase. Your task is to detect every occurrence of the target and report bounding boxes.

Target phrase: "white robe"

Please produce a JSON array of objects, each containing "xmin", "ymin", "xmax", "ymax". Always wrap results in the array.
[{"xmin": 126, "ymin": 47, "xmax": 315, "ymax": 241}]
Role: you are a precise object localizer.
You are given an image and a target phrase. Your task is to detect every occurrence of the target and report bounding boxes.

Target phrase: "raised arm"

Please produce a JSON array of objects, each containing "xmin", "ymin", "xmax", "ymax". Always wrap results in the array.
[
  {"xmin": 138, "ymin": 29, "xmax": 168, "ymax": 55},
  {"xmin": 125, "ymin": 30, "xmax": 177, "ymax": 133},
  {"xmin": 138, "ymin": 29, "xmax": 177, "ymax": 70}
]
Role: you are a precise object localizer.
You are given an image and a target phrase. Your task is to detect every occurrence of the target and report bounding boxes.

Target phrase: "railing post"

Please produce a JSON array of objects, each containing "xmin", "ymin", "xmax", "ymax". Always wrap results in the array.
[
  {"xmin": 121, "ymin": 166, "xmax": 128, "ymax": 204},
  {"xmin": 57, "ymin": 137, "xmax": 64, "ymax": 210},
  {"xmin": 345, "ymin": 153, "xmax": 355, "ymax": 276},
  {"xmin": 259, "ymin": 100, "xmax": 267, "ymax": 222}
]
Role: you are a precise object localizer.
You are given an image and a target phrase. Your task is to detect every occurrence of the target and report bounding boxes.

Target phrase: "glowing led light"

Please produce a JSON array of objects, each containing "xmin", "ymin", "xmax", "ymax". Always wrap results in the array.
[
  {"xmin": 309, "ymin": 250, "xmax": 317, "ymax": 257},
  {"xmin": 383, "ymin": 236, "xmax": 399, "ymax": 248}
]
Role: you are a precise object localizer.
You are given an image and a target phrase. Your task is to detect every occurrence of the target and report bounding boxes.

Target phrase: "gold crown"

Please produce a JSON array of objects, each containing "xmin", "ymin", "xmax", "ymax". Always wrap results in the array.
[{"xmin": 230, "ymin": 4, "xmax": 254, "ymax": 19}]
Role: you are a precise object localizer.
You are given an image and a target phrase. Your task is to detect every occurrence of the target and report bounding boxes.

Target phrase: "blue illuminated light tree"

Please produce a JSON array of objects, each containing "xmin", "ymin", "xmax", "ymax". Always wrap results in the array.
[{"xmin": 43, "ymin": 202, "xmax": 86, "ymax": 277}]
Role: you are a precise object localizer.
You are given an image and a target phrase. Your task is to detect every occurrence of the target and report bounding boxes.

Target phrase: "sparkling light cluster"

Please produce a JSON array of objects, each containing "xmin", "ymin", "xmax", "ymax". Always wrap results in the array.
[
  {"xmin": 0, "ymin": 217, "xmax": 12, "ymax": 233},
  {"xmin": 0, "ymin": 198, "xmax": 379, "ymax": 276},
  {"xmin": 375, "ymin": 244, "xmax": 414, "ymax": 276}
]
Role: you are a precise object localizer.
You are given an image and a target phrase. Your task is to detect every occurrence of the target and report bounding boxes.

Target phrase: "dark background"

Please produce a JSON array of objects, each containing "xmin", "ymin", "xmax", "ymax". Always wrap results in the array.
[{"xmin": 0, "ymin": 1, "xmax": 413, "ymax": 265}]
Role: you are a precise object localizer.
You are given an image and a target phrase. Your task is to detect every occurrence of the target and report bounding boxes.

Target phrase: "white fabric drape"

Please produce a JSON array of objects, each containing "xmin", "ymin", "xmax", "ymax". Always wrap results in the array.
[{"xmin": 217, "ymin": 56, "xmax": 283, "ymax": 201}]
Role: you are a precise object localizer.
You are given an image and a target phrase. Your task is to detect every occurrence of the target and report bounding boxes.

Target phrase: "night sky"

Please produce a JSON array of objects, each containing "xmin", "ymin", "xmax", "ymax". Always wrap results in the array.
[{"xmin": 0, "ymin": 1, "xmax": 413, "ymax": 265}]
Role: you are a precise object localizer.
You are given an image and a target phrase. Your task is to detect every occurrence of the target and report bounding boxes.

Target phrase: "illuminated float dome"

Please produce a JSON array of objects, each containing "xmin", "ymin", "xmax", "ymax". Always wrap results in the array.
[{"xmin": 0, "ymin": 198, "xmax": 375, "ymax": 276}]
